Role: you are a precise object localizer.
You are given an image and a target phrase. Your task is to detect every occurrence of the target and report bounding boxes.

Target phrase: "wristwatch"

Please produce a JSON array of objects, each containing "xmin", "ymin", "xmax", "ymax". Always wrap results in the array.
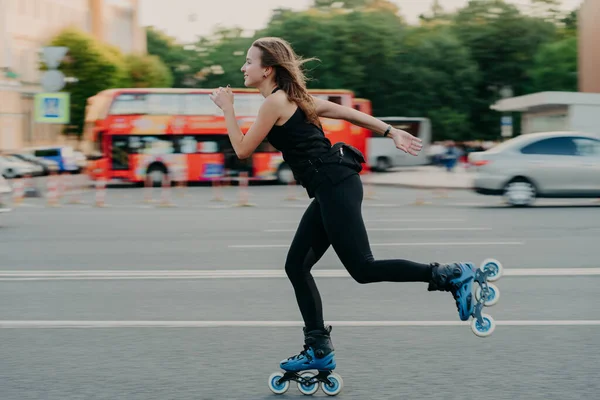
[{"xmin": 383, "ymin": 125, "xmax": 392, "ymax": 137}]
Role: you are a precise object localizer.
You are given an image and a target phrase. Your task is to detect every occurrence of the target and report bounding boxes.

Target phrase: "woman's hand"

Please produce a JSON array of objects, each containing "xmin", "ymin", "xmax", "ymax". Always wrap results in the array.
[
  {"xmin": 390, "ymin": 128, "xmax": 423, "ymax": 156},
  {"xmin": 209, "ymin": 86, "xmax": 234, "ymax": 112}
]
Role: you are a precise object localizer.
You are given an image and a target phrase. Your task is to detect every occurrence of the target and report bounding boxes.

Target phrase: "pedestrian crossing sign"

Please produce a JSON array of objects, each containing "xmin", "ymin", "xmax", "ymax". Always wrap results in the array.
[{"xmin": 34, "ymin": 92, "xmax": 70, "ymax": 124}]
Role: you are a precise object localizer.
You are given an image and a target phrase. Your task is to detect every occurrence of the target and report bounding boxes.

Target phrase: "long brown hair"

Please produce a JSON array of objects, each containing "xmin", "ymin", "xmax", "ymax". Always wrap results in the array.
[{"xmin": 251, "ymin": 37, "xmax": 321, "ymax": 127}]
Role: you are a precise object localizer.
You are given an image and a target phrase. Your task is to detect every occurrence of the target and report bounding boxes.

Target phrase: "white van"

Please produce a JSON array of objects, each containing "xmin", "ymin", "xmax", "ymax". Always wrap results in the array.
[{"xmin": 367, "ymin": 117, "xmax": 432, "ymax": 171}]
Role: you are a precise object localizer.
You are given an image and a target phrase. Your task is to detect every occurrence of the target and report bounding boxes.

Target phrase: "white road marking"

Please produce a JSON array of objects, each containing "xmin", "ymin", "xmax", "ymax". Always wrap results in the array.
[
  {"xmin": 229, "ymin": 241, "xmax": 524, "ymax": 249},
  {"xmin": 264, "ymin": 227, "xmax": 490, "ymax": 233},
  {"xmin": 269, "ymin": 219, "xmax": 467, "ymax": 224},
  {"xmin": 0, "ymin": 268, "xmax": 598, "ymax": 281},
  {"xmin": 1, "ymin": 320, "xmax": 599, "ymax": 329}
]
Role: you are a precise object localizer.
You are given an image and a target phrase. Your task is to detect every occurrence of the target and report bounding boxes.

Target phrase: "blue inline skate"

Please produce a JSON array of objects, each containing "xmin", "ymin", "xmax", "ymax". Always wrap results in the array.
[
  {"xmin": 268, "ymin": 326, "xmax": 343, "ymax": 396},
  {"xmin": 429, "ymin": 258, "xmax": 503, "ymax": 337}
]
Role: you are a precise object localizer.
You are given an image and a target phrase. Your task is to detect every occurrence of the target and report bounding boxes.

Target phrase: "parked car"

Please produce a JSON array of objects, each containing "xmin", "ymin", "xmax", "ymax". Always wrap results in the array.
[
  {"xmin": 10, "ymin": 153, "xmax": 60, "ymax": 175},
  {"xmin": 468, "ymin": 131, "xmax": 600, "ymax": 206},
  {"xmin": 0, "ymin": 155, "xmax": 39, "ymax": 179}
]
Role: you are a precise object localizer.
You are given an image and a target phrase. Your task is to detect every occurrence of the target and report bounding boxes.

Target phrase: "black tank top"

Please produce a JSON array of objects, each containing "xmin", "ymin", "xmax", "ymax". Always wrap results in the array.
[
  {"xmin": 266, "ymin": 88, "xmax": 332, "ymax": 176},
  {"xmin": 266, "ymin": 87, "xmax": 359, "ymax": 197}
]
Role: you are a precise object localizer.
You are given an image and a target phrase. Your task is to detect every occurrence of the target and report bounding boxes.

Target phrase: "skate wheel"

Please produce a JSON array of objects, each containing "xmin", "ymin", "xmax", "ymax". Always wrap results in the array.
[
  {"xmin": 321, "ymin": 372, "xmax": 343, "ymax": 396},
  {"xmin": 480, "ymin": 258, "xmax": 503, "ymax": 282},
  {"xmin": 475, "ymin": 283, "xmax": 500, "ymax": 307},
  {"xmin": 297, "ymin": 372, "xmax": 319, "ymax": 395},
  {"xmin": 268, "ymin": 372, "xmax": 289, "ymax": 395},
  {"xmin": 471, "ymin": 313, "xmax": 496, "ymax": 337}
]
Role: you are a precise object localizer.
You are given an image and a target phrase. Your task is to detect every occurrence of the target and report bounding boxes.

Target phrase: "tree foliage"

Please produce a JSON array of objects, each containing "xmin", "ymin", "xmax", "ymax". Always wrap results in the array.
[
  {"xmin": 125, "ymin": 53, "xmax": 173, "ymax": 88},
  {"xmin": 143, "ymin": 0, "xmax": 581, "ymax": 141},
  {"xmin": 47, "ymin": 28, "xmax": 129, "ymax": 136}
]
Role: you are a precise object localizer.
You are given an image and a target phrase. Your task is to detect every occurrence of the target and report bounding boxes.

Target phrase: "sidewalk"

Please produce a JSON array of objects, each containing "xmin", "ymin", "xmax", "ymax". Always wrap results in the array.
[{"xmin": 361, "ymin": 165, "xmax": 473, "ymax": 190}]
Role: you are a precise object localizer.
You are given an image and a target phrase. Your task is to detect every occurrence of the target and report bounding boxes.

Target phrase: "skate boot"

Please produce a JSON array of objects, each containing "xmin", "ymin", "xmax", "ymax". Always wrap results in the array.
[
  {"xmin": 280, "ymin": 325, "xmax": 336, "ymax": 372},
  {"xmin": 428, "ymin": 262, "xmax": 476, "ymax": 321},
  {"xmin": 269, "ymin": 326, "xmax": 343, "ymax": 396}
]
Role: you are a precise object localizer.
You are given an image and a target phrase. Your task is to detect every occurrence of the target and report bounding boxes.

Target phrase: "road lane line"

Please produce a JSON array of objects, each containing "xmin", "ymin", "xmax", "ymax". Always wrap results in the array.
[
  {"xmin": 0, "ymin": 268, "xmax": 598, "ymax": 280},
  {"xmin": 1, "ymin": 320, "xmax": 599, "ymax": 329},
  {"xmin": 229, "ymin": 241, "xmax": 524, "ymax": 249},
  {"xmin": 269, "ymin": 219, "xmax": 467, "ymax": 224},
  {"xmin": 264, "ymin": 228, "xmax": 491, "ymax": 233}
]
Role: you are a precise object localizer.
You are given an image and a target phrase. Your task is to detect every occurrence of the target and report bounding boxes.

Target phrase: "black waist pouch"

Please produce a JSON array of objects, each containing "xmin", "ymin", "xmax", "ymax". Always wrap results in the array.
[{"xmin": 297, "ymin": 142, "xmax": 366, "ymax": 196}]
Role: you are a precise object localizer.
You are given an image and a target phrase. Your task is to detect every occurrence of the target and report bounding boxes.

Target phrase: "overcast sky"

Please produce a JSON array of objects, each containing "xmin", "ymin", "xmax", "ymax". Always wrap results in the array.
[{"xmin": 138, "ymin": 0, "xmax": 583, "ymax": 43}]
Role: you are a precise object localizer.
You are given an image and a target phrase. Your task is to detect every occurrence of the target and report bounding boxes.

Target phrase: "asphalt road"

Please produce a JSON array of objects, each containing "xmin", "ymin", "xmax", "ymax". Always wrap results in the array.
[{"xmin": 0, "ymin": 183, "xmax": 599, "ymax": 399}]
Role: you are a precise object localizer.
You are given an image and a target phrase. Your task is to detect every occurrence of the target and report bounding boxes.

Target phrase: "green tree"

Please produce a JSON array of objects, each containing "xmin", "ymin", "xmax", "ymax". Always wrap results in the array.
[
  {"xmin": 193, "ymin": 27, "xmax": 256, "ymax": 88},
  {"xmin": 125, "ymin": 54, "xmax": 174, "ymax": 88},
  {"xmin": 526, "ymin": 36, "xmax": 578, "ymax": 92},
  {"xmin": 391, "ymin": 27, "xmax": 480, "ymax": 141},
  {"xmin": 100, "ymin": 43, "xmax": 130, "ymax": 87},
  {"xmin": 45, "ymin": 28, "xmax": 129, "ymax": 137},
  {"xmin": 146, "ymin": 26, "xmax": 198, "ymax": 87},
  {"xmin": 451, "ymin": 0, "xmax": 557, "ymax": 139}
]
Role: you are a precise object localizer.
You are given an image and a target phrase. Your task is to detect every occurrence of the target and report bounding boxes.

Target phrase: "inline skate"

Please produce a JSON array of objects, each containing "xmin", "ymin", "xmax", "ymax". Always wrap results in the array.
[
  {"xmin": 268, "ymin": 326, "xmax": 343, "ymax": 396},
  {"xmin": 429, "ymin": 258, "xmax": 503, "ymax": 337}
]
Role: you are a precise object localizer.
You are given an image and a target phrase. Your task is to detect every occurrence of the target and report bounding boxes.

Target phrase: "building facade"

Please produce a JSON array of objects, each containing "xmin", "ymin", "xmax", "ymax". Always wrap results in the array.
[
  {"xmin": 0, "ymin": 0, "xmax": 146, "ymax": 152},
  {"xmin": 579, "ymin": 0, "xmax": 600, "ymax": 93}
]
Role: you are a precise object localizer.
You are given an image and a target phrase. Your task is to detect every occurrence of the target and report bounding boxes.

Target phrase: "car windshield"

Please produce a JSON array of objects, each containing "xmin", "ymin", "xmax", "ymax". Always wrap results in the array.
[{"xmin": 486, "ymin": 135, "xmax": 535, "ymax": 153}]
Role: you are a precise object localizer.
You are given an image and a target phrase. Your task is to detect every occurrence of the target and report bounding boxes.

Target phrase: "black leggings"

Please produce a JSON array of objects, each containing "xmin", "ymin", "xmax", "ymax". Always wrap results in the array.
[{"xmin": 285, "ymin": 173, "xmax": 433, "ymax": 331}]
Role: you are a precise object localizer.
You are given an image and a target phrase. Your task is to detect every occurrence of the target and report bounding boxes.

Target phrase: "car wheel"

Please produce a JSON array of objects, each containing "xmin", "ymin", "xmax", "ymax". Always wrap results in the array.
[{"xmin": 503, "ymin": 178, "xmax": 536, "ymax": 207}]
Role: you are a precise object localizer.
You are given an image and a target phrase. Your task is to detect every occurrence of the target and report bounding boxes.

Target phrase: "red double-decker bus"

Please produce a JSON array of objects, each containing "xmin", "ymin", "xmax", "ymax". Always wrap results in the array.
[{"xmin": 83, "ymin": 88, "xmax": 371, "ymax": 185}]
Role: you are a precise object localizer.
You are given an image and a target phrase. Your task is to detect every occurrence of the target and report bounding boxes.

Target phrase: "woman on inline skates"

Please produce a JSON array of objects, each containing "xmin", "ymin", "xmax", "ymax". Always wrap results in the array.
[{"xmin": 210, "ymin": 36, "xmax": 486, "ymax": 395}]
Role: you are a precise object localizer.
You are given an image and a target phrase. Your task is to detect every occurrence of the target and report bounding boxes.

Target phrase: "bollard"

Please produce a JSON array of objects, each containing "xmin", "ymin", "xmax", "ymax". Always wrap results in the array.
[
  {"xmin": 46, "ymin": 173, "xmax": 60, "ymax": 207},
  {"xmin": 176, "ymin": 168, "xmax": 187, "ymax": 198},
  {"xmin": 157, "ymin": 173, "xmax": 175, "ymax": 207},
  {"xmin": 94, "ymin": 178, "xmax": 107, "ymax": 207},
  {"xmin": 67, "ymin": 172, "xmax": 85, "ymax": 204},
  {"xmin": 143, "ymin": 174, "xmax": 154, "ymax": 204},
  {"xmin": 12, "ymin": 178, "xmax": 24, "ymax": 206},
  {"xmin": 235, "ymin": 171, "xmax": 255, "ymax": 207},
  {"xmin": 211, "ymin": 175, "xmax": 224, "ymax": 202}
]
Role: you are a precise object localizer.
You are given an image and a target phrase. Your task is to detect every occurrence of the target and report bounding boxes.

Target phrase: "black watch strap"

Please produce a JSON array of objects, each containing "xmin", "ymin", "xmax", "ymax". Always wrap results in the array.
[{"xmin": 383, "ymin": 125, "xmax": 392, "ymax": 137}]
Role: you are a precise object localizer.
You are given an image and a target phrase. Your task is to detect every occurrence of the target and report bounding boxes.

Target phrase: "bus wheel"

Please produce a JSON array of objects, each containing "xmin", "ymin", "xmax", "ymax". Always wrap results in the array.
[
  {"xmin": 276, "ymin": 163, "xmax": 294, "ymax": 184},
  {"xmin": 147, "ymin": 164, "xmax": 167, "ymax": 187}
]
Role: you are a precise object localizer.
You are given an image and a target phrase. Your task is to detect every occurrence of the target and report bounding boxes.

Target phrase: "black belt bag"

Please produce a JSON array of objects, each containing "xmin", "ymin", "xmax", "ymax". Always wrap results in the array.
[
  {"xmin": 307, "ymin": 142, "xmax": 365, "ymax": 172},
  {"xmin": 294, "ymin": 143, "xmax": 366, "ymax": 193}
]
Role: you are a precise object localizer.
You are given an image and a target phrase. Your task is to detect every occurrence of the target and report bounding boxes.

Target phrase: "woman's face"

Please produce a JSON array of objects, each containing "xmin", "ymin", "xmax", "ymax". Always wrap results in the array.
[{"xmin": 240, "ymin": 46, "xmax": 264, "ymax": 88}]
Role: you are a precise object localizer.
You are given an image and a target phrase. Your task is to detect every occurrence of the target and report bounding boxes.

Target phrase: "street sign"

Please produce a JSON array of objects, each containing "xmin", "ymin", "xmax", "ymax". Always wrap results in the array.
[
  {"xmin": 501, "ymin": 115, "xmax": 513, "ymax": 138},
  {"xmin": 40, "ymin": 69, "xmax": 66, "ymax": 92},
  {"xmin": 34, "ymin": 93, "xmax": 70, "ymax": 124},
  {"xmin": 41, "ymin": 46, "xmax": 68, "ymax": 69},
  {"xmin": 38, "ymin": 46, "xmax": 69, "ymax": 125}
]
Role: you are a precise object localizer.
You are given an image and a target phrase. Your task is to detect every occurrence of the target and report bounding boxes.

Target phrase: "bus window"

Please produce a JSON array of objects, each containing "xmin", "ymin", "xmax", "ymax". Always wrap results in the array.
[
  {"xmin": 177, "ymin": 136, "xmax": 198, "ymax": 154},
  {"xmin": 109, "ymin": 93, "xmax": 148, "ymax": 115},
  {"xmin": 127, "ymin": 135, "xmax": 174, "ymax": 155},
  {"xmin": 147, "ymin": 94, "xmax": 181, "ymax": 115},
  {"xmin": 182, "ymin": 94, "xmax": 218, "ymax": 116},
  {"xmin": 197, "ymin": 141, "xmax": 219, "ymax": 153}
]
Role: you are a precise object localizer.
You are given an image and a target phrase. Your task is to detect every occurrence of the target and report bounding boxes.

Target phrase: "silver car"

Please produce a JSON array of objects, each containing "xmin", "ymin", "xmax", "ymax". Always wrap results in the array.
[{"xmin": 468, "ymin": 131, "xmax": 600, "ymax": 206}]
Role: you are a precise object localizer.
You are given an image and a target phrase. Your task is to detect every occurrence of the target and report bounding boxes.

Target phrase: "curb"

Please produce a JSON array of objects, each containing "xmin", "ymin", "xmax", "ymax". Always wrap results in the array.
[{"xmin": 364, "ymin": 181, "xmax": 473, "ymax": 191}]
